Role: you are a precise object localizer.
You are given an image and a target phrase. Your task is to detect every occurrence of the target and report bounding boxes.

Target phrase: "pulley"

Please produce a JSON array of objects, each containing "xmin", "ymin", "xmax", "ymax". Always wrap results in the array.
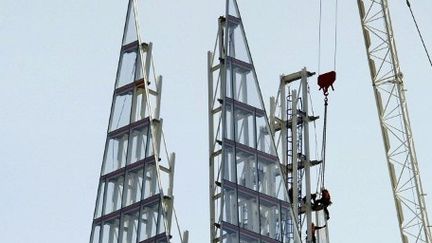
[{"xmin": 317, "ymin": 71, "xmax": 336, "ymax": 97}]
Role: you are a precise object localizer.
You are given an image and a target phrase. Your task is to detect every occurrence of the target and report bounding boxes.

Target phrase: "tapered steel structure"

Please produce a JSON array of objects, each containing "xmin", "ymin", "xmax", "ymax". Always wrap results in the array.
[
  {"xmin": 89, "ymin": 1, "xmax": 180, "ymax": 242},
  {"xmin": 207, "ymin": 1, "xmax": 301, "ymax": 242}
]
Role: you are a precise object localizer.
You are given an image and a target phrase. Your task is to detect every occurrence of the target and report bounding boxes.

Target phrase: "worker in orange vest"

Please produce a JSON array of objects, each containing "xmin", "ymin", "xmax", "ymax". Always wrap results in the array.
[{"xmin": 314, "ymin": 188, "xmax": 332, "ymax": 220}]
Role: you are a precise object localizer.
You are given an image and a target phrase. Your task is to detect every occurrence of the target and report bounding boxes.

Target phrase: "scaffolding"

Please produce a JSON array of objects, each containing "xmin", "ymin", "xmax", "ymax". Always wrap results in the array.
[{"xmin": 270, "ymin": 69, "xmax": 329, "ymax": 243}]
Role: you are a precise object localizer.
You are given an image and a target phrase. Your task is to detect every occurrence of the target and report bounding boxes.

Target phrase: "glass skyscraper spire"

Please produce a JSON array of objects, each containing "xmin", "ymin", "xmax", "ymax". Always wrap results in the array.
[{"xmin": 90, "ymin": 1, "xmax": 179, "ymax": 242}]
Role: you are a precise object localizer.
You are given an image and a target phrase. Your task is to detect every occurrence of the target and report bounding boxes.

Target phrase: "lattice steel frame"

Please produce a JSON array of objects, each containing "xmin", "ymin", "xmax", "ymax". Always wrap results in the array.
[
  {"xmin": 270, "ymin": 69, "xmax": 329, "ymax": 243},
  {"xmin": 358, "ymin": 1, "xmax": 431, "ymax": 242}
]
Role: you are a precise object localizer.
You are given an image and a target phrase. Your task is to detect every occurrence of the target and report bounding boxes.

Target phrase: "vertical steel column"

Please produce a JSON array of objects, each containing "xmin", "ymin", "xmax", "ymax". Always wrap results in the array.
[
  {"xmin": 281, "ymin": 81, "xmax": 288, "ymax": 167},
  {"xmin": 291, "ymin": 90, "xmax": 299, "ymax": 227},
  {"xmin": 208, "ymin": 16, "xmax": 225, "ymax": 242},
  {"xmin": 207, "ymin": 49, "xmax": 216, "ymax": 243},
  {"xmin": 300, "ymin": 68, "xmax": 313, "ymax": 243}
]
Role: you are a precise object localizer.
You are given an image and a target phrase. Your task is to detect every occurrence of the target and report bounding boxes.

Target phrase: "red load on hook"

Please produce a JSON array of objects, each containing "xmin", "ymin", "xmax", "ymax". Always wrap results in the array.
[{"xmin": 318, "ymin": 71, "xmax": 336, "ymax": 96}]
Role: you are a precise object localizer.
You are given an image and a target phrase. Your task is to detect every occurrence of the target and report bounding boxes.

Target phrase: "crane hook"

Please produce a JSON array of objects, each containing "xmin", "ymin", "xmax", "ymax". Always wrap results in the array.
[{"xmin": 318, "ymin": 71, "xmax": 336, "ymax": 97}]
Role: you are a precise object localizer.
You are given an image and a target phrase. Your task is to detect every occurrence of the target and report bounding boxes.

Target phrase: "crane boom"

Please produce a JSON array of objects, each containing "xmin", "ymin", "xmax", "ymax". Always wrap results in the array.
[{"xmin": 357, "ymin": 0, "xmax": 431, "ymax": 242}]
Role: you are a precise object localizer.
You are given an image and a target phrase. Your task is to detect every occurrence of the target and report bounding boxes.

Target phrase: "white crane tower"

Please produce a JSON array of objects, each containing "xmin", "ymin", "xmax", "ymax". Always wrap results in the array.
[{"xmin": 358, "ymin": 0, "xmax": 431, "ymax": 242}]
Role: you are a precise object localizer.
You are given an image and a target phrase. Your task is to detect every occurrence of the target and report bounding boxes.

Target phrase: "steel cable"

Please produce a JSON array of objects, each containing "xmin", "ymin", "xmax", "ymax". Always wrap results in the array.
[{"xmin": 406, "ymin": 0, "xmax": 432, "ymax": 69}]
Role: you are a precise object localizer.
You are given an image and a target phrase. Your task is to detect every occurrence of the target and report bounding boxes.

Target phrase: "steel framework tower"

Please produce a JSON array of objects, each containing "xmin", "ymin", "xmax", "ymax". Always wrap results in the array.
[
  {"xmin": 89, "ymin": 1, "xmax": 186, "ymax": 242},
  {"xmin": 207, "ymin": 0, "xmax": 301, "ymax": 242},
  {"xmin": 358, "ymin": 1, "xmax": 431, "ymax": 242},
  {"xmin": 269, "ymin": 69, "xmax": 328, "ymax": 243}
]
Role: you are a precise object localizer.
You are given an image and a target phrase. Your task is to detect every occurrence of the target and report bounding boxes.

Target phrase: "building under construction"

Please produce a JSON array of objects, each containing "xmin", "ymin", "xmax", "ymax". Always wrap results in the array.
[{"xmin": 89, "ymin": 0, "xmax": 432, "ymax": 243}]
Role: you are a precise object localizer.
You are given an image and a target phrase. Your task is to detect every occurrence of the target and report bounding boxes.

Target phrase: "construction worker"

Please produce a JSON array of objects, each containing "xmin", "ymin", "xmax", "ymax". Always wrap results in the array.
[
  {"xmin": 307, "ymin": 223, "xmax": 326, "ymax": 243},
  {"xmin": 314, "ymin": 188, "xmax": 332, "ymax": 220},
  {"xmin": 310, "ymin": 223, "xmax": 327, "ymax": 243}
]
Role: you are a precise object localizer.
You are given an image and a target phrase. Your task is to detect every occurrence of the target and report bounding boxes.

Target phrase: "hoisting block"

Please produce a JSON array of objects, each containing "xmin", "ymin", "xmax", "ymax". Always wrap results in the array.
[{"xmin": 318, "ymin": 71, "xmax": 336, "ymax": 95}]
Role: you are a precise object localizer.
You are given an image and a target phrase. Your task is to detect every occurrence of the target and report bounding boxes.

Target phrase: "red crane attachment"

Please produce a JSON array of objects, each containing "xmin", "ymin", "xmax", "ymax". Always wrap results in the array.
[{"xmin": 317, "ymin": 71, "xmax": 336, "ymax": 97}]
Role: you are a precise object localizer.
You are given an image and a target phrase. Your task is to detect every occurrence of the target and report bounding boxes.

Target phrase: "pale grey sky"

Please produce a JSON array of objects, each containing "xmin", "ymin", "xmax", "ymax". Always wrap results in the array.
[{"xmin": 1, "ymin": 0, "xmax": 432, "ymax": 243}]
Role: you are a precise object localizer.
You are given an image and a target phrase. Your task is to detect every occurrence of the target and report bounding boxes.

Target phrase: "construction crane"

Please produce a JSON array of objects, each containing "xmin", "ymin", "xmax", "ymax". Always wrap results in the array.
[{"xmin": 357, "ymin": 1, "xmax": 431, "ymax": 242}]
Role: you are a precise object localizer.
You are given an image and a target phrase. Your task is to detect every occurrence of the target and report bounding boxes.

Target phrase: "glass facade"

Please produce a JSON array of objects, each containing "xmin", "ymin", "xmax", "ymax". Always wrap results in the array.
[
  {"xmin": 90, "ymin": 1, "xmax": 170, "ymax": 242},
  {"xmin": 217, "ymin": 1, "xmax": 292, "ymax": 242}
]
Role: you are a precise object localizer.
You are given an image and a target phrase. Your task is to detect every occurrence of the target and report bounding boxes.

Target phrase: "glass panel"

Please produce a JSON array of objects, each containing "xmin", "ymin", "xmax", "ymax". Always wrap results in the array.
[
  {"xmin": 236, "ymin": 149, "xmax": 257, "ymax": 190},
  {"xmin": 103, "ymin": 134, "xmax": 129, "ymax": 175},
  {"xmin": 226, "ymin": 68, "xmax": 233, "ymax": 98},
  {"xmin": 258, "ymin": 157, "xmax": 279, "ymax": 198},
  {"xmin": 227, "ymin": 22, "xmax": 251, "ymax": 64},
  {"xmin": 227, "ymin": 0, "xmax": 240, "ymax": 18},
  {"xmin": 104, "ymin": 176, "xmax": 124, "ymax": 214},
  {"xmin": 95, "ymin": 181, "xmax": 106, "ymax": 218},
  {"xmin": 238, "ymin": 191, "xmax": 259, "ymax": 233},
  {"xmin": 224, "ymin": 103, "xmax": 234, "ymax": 140},
  {"xmin": 158, "ymin": 213, "xmax": 166, "ymax": 237},
  {"xmin": 122, "ymin": 2, "xmax": 138, "ymax": 46},
  {"xmin": 139, "ymin": 202, "xmax": 160, "ymax": 241},
  {"xmin": 143, "ymin": 164, "xmax": 159, "ymax": 199},
  {"xmin": 135, "ymin": 51, "xmax": 144, "ymax": 81},
  {"xmin": 116, "ymin": 51, "xmax": 137, "ymax": 88},
  {"xmin": 123, "ymin": 169, "xmax": 144, "ymax": 207},
  {"xmin": 245, "ymin": 74, "xmax": 260, "ymax": 109},
  {"xmin": 102, "ymin": 218, "xmax": 120, "ymax": 243},
  {"xmin": 222, "ymin": 186, "xmax": 238, "ymax": 225},
  {"xmin": 110, "ymin": 92, "xmax": 133, "ymax": 131},
  {"xmin": 221, "ymin": 228, "xmax": 238, "ymax": 243},
  {"xmin": 122, "ymin": 210, "xmax": 139, "ymax": 243},
  {"xmin": 147, "ymin": 132, "xmax": 154, "ymax": 157},
  {"xmin": 91, "ymin": 224, "xmax": 101, "ymax": 243},
  {"xmin": 223, "ymin": 145, "xmax": 236, "ymax": 183},
  {"xmin": 256, "ymin": 116, "xmax": 273, "ymax": 155},
  {"xmin": 280, "ymin": 207, "xmax": 291, "ymax": 243},
  {"xmin": 128, "ymin": 126, "xmax": 148, "ymax": 164},
  {"xmin": 260, "ymin": 199, "xmax": 280, "ymax": 239},
  {"xmin": 131, "ymin": 87, "xmax": 146, "ymax": 123},
  {"xmin": 275, "ymin": 167, "xmax": 286, "ymax": 201},
  {"xmin": 235, "ymin": 107, "xmax": 255, "ymax": 148},
  {"xmin": 233, "ymin": 70, "xmax": 259, "ymax": 108}
]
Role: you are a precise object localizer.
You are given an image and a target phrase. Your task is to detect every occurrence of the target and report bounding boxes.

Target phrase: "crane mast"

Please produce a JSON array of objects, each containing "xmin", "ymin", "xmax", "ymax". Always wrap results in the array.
[{"xmin": 357, "ymin": 1, "xmax": 431, "ymax": 242}]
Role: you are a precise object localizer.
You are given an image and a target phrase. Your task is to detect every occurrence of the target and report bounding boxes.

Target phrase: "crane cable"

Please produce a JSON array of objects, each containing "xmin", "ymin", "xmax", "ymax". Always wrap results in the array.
[
  {"xmin": 333, "ymin": 0, "xmax": 338, "ymax": 71},
  {"xmin": 316, "ymin": 0, "xmax": 338, "ymax": 190},
  {"xmin": 317, "ymin": 0, "xmax": 339, "ymax": 73},
  {"xmin": 317, "ymin": 0, "xmax": 322, "ymax": 75},
  {"xmin": 405, "ymin": 0, "xmax": 432, "ymax": 69},
  {"xmin": 320, "ymin": 97, "xmax": 328, "ymax": 187}
]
